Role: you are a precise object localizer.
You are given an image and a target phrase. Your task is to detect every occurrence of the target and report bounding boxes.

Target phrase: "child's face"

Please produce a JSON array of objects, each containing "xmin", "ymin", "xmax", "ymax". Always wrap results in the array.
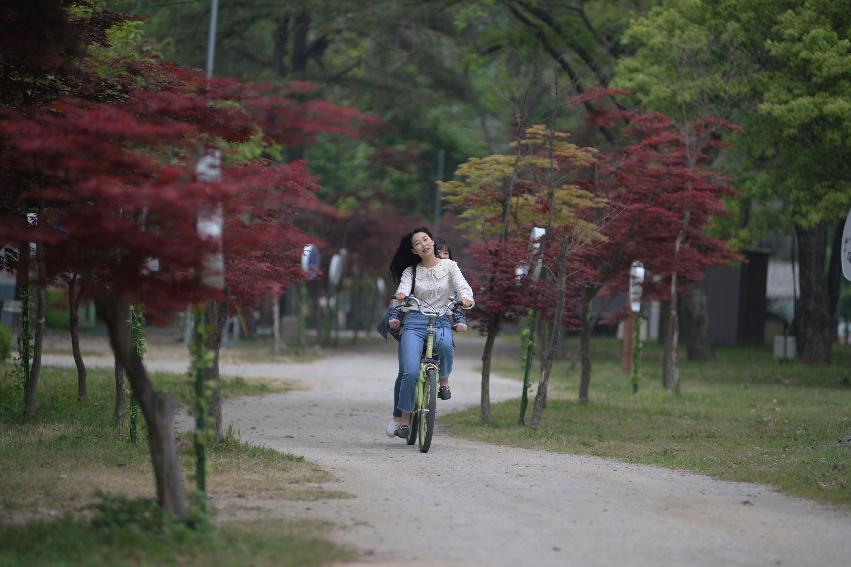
[{"xmin": 437, "ymin": 246, "xmax": 450, "ymax": 259}]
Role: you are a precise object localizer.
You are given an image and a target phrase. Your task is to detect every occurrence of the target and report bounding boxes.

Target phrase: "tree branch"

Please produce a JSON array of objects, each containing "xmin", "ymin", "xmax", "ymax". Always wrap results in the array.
[
  {"xmin": 323, "ymin": 59, "xmax": 362, "ymax": 85},
  {"xmin": 504, "ymin": 2, "xmax": 615, "ymax": 142},
  {"xmin": 573, "ymin": 0, "xmax": 623, "ymax": 60},
  {"xmin": 512, "ymin": 0, "xmax": 611, "ymax": 87}
]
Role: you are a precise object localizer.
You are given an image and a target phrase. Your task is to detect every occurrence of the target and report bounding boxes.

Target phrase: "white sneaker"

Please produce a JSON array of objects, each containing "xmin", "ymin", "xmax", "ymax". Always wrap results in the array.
[{"xmin": 386, "ymin": 420, "xmax": 398, "ymax": 438}]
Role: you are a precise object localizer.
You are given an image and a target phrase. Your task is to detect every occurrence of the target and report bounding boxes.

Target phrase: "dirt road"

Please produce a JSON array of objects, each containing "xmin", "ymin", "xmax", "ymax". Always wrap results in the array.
[{"xmin": 44, "ymin": 335, "xmax": 851, "ymax": 566}]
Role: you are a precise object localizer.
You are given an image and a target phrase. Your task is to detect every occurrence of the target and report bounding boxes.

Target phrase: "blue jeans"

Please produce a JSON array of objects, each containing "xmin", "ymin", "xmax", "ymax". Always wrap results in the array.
[{"xmin": 395, "ymin": 312, "xmax": 454, "ymax": 414}]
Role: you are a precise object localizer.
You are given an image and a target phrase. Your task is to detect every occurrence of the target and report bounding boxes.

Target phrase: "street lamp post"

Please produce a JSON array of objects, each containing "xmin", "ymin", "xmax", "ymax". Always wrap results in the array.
[
  {"xmin": 327, "ymin": 250, "xmax": 345, "ymax": 346},
  {"xmin": 299, "ymin": 244, "xmax": 320, "ymax": 354},
  {"xmin": 519, "ymin": 227, "xmax": 545, "ymax": 425},
  {"xmin": 205, "ymin": 0, "xmax": 219, "ymax": 80},
  {"xmin": 192, "ymin": 148, "xmax": 223, "ymax": 497},
  {"xmin": 184, "ymin": 0, "xmax": 221, "ymax": 500},
  {"xmin": 629, "ymin": 261, "xmax": 645, "ymax": 393}
]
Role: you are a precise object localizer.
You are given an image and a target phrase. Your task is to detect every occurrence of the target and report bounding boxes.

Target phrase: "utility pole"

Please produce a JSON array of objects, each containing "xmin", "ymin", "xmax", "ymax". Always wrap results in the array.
[
  {"xmin": 192, "ymin": 0, "xmax": 220, "ymax": 498},
  {"xmin": 206, "ymin": 0, "xmax": 220, "ymax": 80},
  {"xmin": 628, "ymin": 262, "xmax": 645, "ymax": 392},
  {"xmin": 434, "ymin": 149, "xmax": 445, "ymax": 235}
]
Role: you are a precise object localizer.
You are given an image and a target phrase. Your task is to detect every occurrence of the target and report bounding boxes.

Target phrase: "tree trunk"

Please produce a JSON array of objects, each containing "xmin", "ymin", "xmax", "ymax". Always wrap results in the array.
[
  {"xmin": 273, "ymin": 13, "xmax": 290, "ymax": 77},
  {"xmin": 827, "ymin": 219, "xmax": 844, "ymax": 341},
  {"xmin": 474, "ymin": 99, "xmax": 496, "ymax": 154},
  {"xmin": 537, "ymin": 318, "xmax": 553, "ymax": 409},
  {"xmin": 114, "ymin": 353, "xmax": 125, "ymax": 424},
  {"xmin": 480, "ymin": 311, "xmax": 502, "ymax": 423},
  {"xmin": 578, "ymin": 288, "xmax": 594, "ymax": 404},
  {"xmin": 682, "ymin": 281, "xmax": 714, "ymax": 361},
  {"xmin": 273, "ymin": 294, "xmax": 281, "ymax": 354},
  {"xmin": 25, "ymin": 243, "xmax": 46, "ymax": 418},
  {"xmin": 795, "ymin": 222, "xmax": 833, "ymax": 364},
  {"xmin": 96, "ymin": 294, "xmax": 187, "ymax": 519},
  {"xmin": 17, "ymin": 242, "xmax": 32, "ymax": 415},
  {"xmin": 284, "ymin": 8, "xmax": 310, "ymax": 162},
  {"xmin": 68, "ymin": 275, "xmax": 87, "ymax": 399},
  {"xmin": 530, "ymin": 239, "xmax": 568, "ymax": 429},
  {"xmin": 205, "ymin": 298, "xmax": 228, "ymax": 444},
  {"xmin": 291, "ymin": 8, "xmax": 310, "ymax": 77},
  {"xmin": 658, "ymin": 300, "xmax": 670, "ymax": 345},
  {"xmin": 662, "ymin": 271, "xmax": 681, "ymax": 393}
]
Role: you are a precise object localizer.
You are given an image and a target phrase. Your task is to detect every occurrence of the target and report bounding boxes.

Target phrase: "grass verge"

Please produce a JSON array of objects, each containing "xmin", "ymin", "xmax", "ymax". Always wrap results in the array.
[
  {"xmin": 0, "ymin": 364, "xmax": 352, "ymax": 565},
  {"xmin": 445, "ymin": 337, "xmax": 851, "ymax": 508},
  {"xmin": 0, "ymin": 516, "xmax": 348, "ymax": 567}
]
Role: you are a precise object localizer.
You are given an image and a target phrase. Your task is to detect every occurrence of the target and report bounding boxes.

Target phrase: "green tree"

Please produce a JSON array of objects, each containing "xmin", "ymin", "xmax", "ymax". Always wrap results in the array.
[
  {"xmin": 614, "ymin": 0, "xmax": 851, "ymax": 364},
  {"xmin": 115, "ymin": 0, "xmax": 500, "ymax": 218},
  {"xmin": 609, "ymin": 1, "xmax": 742, "ymax": 366},
  {"xmin": 116, "ymin": 1, "xmax": 658, "ymax": 218}
]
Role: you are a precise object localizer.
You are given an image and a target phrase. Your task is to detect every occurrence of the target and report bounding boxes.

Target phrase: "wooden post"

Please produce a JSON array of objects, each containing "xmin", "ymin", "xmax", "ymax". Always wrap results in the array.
[
  {"xmin": 632, "ymin": 311, "xmax": 642, "ymax": 393},
  {"xmin": 192, "ymin": 308, "xmax": 207, "ymax": 496},
  {"xmin": 297, "ymin": 284, "xmax": 306, "ymax": 354},
  {"xmin": 622, "ymin": 311, "xmax": 635, "ymax": 375},
  {"xmin": 273, "ymin": 294, "xmax": 280, "ymax": 354},
  {"xmin": 518, "ymin": 310, "xmax": 537, "ymax": 425}
]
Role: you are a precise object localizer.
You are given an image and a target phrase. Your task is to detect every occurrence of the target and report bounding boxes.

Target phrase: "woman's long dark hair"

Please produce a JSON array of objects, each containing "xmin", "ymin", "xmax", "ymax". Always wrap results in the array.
[{"xmin": 388, "ymin": 226, "xmax": 434, "ymax": 286}]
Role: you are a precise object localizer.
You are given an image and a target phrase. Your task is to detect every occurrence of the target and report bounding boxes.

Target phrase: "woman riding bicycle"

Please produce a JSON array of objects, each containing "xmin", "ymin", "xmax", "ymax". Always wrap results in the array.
[
  {"xmin": 380, "ymin": 237, "xmax": 468, "ymax": 436},
  {"xmin": 387, "ymin": 227, "xmax": 474, "ymax": 439}
]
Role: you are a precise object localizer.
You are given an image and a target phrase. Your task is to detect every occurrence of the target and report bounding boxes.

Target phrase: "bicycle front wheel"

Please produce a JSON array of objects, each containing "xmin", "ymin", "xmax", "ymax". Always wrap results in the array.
[
  {"xmin": 407, "ymin": 368, "xmax": 423, "ymax": 446},
  {"xmin": 418, "ymin": 366, "xmax": 437, "ymax": 453},
  {"xmin": 406, "ymin": 412, "xmax": 418, "ymax": 445}
]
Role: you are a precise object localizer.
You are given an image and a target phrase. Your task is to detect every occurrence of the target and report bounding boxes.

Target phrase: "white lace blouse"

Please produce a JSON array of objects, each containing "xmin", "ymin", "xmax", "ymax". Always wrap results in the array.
[{"xmin": 394, "ymin": 259, "xmax": 475, "ymax": 310}]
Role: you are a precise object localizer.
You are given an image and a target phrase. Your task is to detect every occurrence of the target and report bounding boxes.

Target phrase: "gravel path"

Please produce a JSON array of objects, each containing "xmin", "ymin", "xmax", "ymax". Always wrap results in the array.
[{"xmin": 43, "ymin": 336, "xmax": 851, "ymax": 566}]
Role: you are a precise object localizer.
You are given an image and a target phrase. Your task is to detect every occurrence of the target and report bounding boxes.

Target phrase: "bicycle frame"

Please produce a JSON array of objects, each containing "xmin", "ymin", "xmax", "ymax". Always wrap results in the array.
[
  {"xmin": 405, "ymin": 296, "xmax": 456, "ymax": 402},
  {"xmin": 416, "ymin": 315, "xmax": 440, "ymax": 410},
  {"xmin": 401, "ymin": 295, "xmax": 460, "ymax": 452}
]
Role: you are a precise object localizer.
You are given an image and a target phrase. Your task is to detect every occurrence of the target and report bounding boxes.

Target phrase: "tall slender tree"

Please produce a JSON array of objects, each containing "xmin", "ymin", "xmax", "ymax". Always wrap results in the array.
[{"xmin": 66, "ymin": 273, "xmax": 87, "ymax": 399}]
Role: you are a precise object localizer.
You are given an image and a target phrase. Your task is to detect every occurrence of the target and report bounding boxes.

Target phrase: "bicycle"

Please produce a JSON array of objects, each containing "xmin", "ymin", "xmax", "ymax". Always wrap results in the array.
[{"xmin": 398, "ymin": 295, "xmax": 460, "ymax": 453}]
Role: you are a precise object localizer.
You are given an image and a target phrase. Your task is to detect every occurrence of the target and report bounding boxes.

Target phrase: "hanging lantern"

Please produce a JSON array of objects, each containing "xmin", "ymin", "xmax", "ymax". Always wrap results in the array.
[{"xmin": 629, "ymin": 261, "xmax": 645, "ymax": 312}]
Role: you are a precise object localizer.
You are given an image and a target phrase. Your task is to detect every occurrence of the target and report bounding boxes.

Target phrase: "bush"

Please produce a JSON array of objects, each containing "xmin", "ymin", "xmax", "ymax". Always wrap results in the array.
[{"xmin": 0, "ymin": 324, "xmax": 12, "ymax": 361}]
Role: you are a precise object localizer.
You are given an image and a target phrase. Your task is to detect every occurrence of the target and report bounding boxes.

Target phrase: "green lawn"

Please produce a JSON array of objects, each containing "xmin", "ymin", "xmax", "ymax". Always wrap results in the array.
[
  {"xmin": 445, "ymin": 337, "xmax": 851, "ymax": 507},
  {"xmin": 0, "ymin": 365, "xmax": 352, "ymax": 566},
  {"xmin": 0, "ymin": 517, "xmax": 348, "ymax": 567}
]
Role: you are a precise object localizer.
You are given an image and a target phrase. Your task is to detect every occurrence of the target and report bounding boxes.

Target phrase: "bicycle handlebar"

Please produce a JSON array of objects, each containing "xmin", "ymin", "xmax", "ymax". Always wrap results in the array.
[{"xmin": 399, "ymin": 294, "xmax": 468, "ymax": 317}]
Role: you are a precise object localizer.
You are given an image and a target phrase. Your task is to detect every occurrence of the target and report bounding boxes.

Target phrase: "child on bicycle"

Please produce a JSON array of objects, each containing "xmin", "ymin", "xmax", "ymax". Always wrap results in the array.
[{"xmin": 383, "ymin": 228, "xmax": 474, "ymax": 439}]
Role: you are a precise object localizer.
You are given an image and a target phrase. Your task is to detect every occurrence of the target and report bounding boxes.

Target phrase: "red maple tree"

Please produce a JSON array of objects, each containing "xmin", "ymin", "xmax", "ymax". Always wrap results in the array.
[
  {"xmin": 0, "ymin": 13, "xmax": 373, "ymax": 516},
  {"xmin": 571, "ymin": 91, "xmax": 740, "ymax": 401}
]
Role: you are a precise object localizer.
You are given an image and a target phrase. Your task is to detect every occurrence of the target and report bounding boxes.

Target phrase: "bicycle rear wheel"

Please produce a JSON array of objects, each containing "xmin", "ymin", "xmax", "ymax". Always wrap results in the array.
[{"xmin": 418, "ymin": 366, "xmax": 437, "ymax": 453}]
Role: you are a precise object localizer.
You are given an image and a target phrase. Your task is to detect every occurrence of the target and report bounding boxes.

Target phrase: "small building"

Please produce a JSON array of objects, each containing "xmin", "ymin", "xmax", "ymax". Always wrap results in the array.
[{"xmin": 0, "ymin": 265, "xmax": 19, "ymax": 330}]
